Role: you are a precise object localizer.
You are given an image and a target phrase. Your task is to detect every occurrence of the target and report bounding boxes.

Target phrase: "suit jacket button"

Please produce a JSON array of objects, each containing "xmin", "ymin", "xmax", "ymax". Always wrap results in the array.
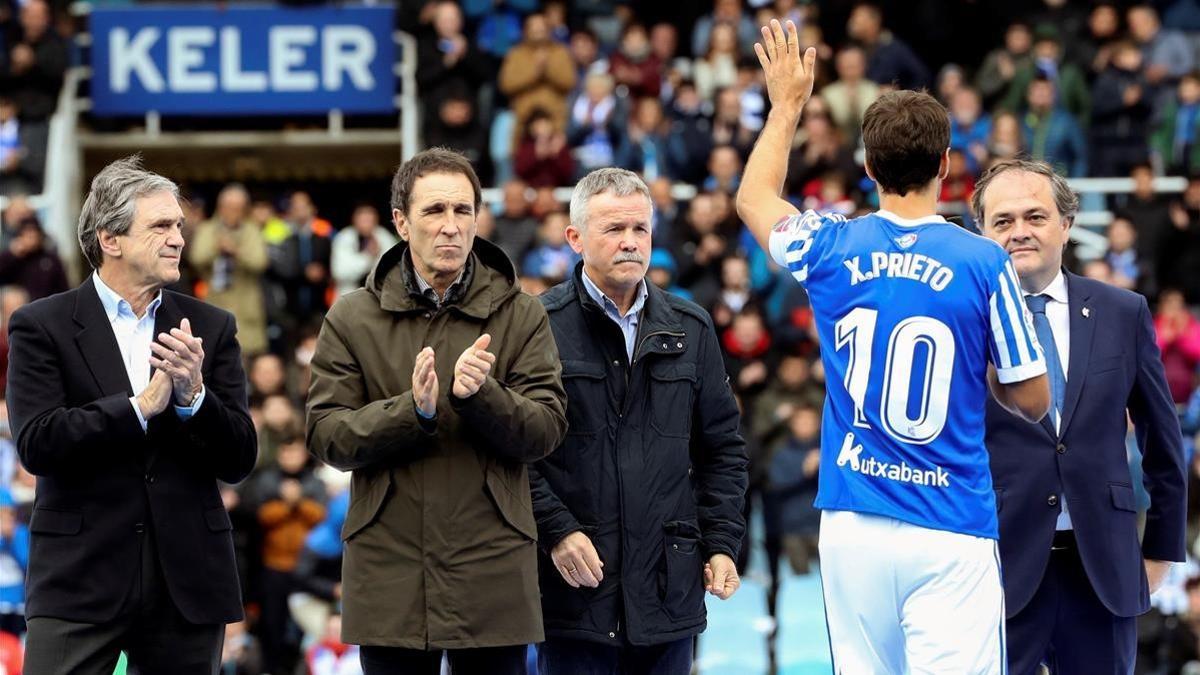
[
  {"xmin": 1047, "ymin": 494, "xmax": 1059, "ymax": 507},
  {"xmin": 134, "ymin": 523, "xmax": 145, "ymax": 534},
  {"xmin": 144, "ymin": 473, "xmax": 155, "ymax": 484},
  {"xmin": 1056, "ymin": 443, "xmax": 1066, "ymax": 455}
]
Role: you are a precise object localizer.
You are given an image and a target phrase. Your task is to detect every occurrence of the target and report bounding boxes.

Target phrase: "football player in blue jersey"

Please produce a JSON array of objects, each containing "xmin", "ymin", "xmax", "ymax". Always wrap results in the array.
[{"xmin": 736, "ymin": 19, "xmax": 1052, "ymax": 673}]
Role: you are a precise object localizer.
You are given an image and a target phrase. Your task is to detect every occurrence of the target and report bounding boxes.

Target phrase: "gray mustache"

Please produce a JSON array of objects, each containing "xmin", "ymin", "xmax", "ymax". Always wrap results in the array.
[{"xmin": 613, "ymin": 252, "xmax": 646, "ymax": 264}]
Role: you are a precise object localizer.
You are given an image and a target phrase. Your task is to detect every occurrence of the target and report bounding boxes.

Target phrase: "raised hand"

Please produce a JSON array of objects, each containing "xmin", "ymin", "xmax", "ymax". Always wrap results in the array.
[
  {"xmin": 412, "ymin": 346, "xmax": 438, "ymax": 416},
  {"xmin": 754, "ymin": 19, "xmax": 817, "ymax": 117},
  {"xmin": 149, "ymin": 318, "xmax": 204, "ymax": 406}
]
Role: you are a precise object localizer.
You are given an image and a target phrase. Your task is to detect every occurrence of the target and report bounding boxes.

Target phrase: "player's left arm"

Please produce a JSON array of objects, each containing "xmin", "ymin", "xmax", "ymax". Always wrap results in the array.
[
  {"xmin": 1128, "ymin": 294, "xmax": 1187, "ymax": 567},
  {"xmin": 736, "ymin": 19, "xmax": 814, "ymax": 253}
]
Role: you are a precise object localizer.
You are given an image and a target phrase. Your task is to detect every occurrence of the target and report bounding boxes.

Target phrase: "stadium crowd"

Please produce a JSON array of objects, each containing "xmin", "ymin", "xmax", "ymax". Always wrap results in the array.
[{"xmin": 1, "ymin": 0, "xmax": 1200, "ymax": 673}]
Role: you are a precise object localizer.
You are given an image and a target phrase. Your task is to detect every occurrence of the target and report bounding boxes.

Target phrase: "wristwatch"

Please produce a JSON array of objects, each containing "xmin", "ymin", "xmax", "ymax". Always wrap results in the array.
[{"xmin": 183, "ymin": 386, "xmax": 202, "ymax": 408}]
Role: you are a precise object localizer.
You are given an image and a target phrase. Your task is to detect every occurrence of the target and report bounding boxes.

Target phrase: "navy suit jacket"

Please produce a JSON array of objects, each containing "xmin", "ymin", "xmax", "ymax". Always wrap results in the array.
[{"xmin": 987, "ymin": 272, "xmax": 1186, "ymax": 619}]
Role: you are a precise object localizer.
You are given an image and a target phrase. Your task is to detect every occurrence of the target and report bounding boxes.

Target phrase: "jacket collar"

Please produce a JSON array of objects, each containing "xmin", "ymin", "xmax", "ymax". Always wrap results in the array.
[
  {"xmin": 569, "ymin": 262, "xmax": 686, "ymax": 359},
  {"xmin": 367, "ymin": 236, "xmax": 517, "ymax": 319}
]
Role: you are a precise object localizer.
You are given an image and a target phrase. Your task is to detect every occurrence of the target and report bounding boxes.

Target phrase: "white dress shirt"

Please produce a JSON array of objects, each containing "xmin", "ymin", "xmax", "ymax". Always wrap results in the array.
[
  {"xmin": 1024, "ymin": 269, "xmax": 1072, "ymax": 529},
  {"xmin": 93, "ymin": 273, "xmax": 205, "ymax": 431}
]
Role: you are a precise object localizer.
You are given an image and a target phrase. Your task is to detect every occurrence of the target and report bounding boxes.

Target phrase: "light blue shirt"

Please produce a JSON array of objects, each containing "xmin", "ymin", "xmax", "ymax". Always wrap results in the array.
[
  {"xmin": 93, "ymin": 273, "xmax": 205, "ymax": 431},
  {"xmin": 580, "ymin": 269, "xmax": 648, "ymax": 362}
]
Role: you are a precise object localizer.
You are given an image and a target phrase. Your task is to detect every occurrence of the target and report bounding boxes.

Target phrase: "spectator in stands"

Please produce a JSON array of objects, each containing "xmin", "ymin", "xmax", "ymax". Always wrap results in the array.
[
  {"xmin": 984, "ymin": 110, "xmax": 1024, "ymax": 169},
  {"xmin": 306, "ymin": 614, "xmax": 360, "ymax": 675},
  {"xmin": 0, "ymin": 95, "xmax": 44, "ymax": 196},
  {"xmin": 568, "ymin": 27, "xmax": 602, "ymax": 89},
  {"xmin": 672, "ymin": 192, "xmax": 727, "ymax": 305},
  {"xmin": 248, "ymin": 352, "xmax": 290, "ymax": 405},
  {"xmin": 691, "ymin": 0, "xmax": 758, "ymax": 58},
  {"xmin": 820, "ymin": 45, "xmax": 879, "ymax": 147},
  {"xmin": 705, "ymin": 144, "xmax": 742, "ymax": 194},
  {"xmin": 493, "ymin": 179, "xmax": 539, "ymax": 263},
  {"xmin": 735, "ymin": 56, "xmax": 767, "ymax": 132},
  {"xmin": 609, "ymin": 23, "xmax": 662, "ymax": 100},
  {"xmin": 542, "ymin": 0, "xmax": 569, "ymax": 45},
  {"xmin": 0, "ymin": 195, "xmax": 32, "ymax": 249},
  {"xmin": 515, "ymin": 107, "xmax": 575, "ymax": 188},
  {"xmin": 751, "ymin": 354, "xmax": 825, "ymax": 455},
  {"xmin": 651, "ymin": 23, "xmax": 685, "ymax": 92},
  {"xmin": 1123, "ymin": 163, "xmax": 1171, "ymax": 296},
  {"xmin": 0, "ymin": 0, "xmax": 64, "ymax": 122},
  {"xmin": 648, "ymin": 177, "xmax": 679, "ymax": 244},
  {"xmin": 950, "ymin": 87, "xmax": 991, "ymax": 176},
  {"xmin": 710, "ymin": 86, "xmax": 757, "ymax": 161},
  {"xmin": 665, "ymin": 80, "xmax": 713, "ymax": 185},
  {"xmin": 521, "ymin": 211, "xmax": 577, "ymax": 282},
  {"xmin": 785, "ymin": 100, "xmax": 859, "ymax": 199},
  {"xmin": 255, "ymin": 427, "xmax": 327, "ymax": 675},
  {"xmin": 0, "ymin": 216, "xmax": 66, "ymax": 300},
  {"xmin": 1022, "ymin": 76, "xmax": 1088, "ymax": 177},
  {"xmin": 646, "ymin": 248, "xmax": 690, "ymax": 299},
  {"xmin": 1091, "ymin": 41, "xmax": 1153, "ymax": 177},
  {"xmin": 1081, "ymin": 2, "xmax": 1122, "ymax": 79},
  {"xmin": 977, "ymin": 22, "xmax": 1034, "ymax": 109},
  {"xmin": 189, "ymin": 183, "xmax": 270, "ymax": 355},
  {"xmin": 614, "ymin": 97, "xmax": 679, "ymax": 181},
  {"xmin": 1162, "ymin": 176, "xmax": 1200, "ymax": 303},
  {"xmin": 1004, "ymin": 26, "xmax": 1091, "ymax": 127},
  {"xmin": 767, "ymin": 404, "xmax": 822, "ymax": 576},
  {"xmin": 1155, "ymin": 288, "xmax": 1200, "ymax": 405},
  {"xmin": 797, "ymin": 21, "xmax": 836, "ymax": 90},
  {"xmin": 0, "ymin": 488, "xmax": 27, "ymax": 637},
  {"xmin": 723, "ymin": 306, "xmax": 774, "ymax": 403},
  {"xmin": 0, "ymin": 285, "xmax": 28, "ymax": 396},
  {"xmin": 936, "ymin": 63, "xmax": 967, "ymax": 106},
  {"xmin": 939, "ymin": 149, "xmax": 976, "ymax": 206},
  {"xmin": 276, "ymin": 191, "xmax": 333, "ymax": 323},
  {"xmin": 1128, "ymin": 4, "xmax": 1194, "ymax": 97},
  {"xmin": 424, "ymin": 88, "xmax": 489, "ymax": 177},
  {"xmin": 331, "ymin": 204, "xmax": 397, "ymax": 299},
  {"xmin": 499, "ymin": 12, "xmax": 577, "ymax": 144},
  {"xmin": 257, "ymin": 393, "xmax": 300, "ymax": 468},
  {"xmin": 1106, "ymin": 215, "xmax": 1142, "ymax": 291},
  {"xmin": 221, "ymin": 621, "xmax": 264, "ymax": 675},
  {"xmin": 464, "ymin": 0, "xmax": 534, "ymax": 60},
  {"xmin": 846, "ymin": 2, "xmax": 930, "ymax": 90},
  {"xmin": 567, "ymin": 71, "xmax": 621, "ymax": 178},
  {"xmin": 289, "ymin": 488, "xmax": 347, "ymax": 646},
  {"xmin": 1152, "ymin": 71, "xmax": 1200, "ymax": 176},
  {"xmin": 694, "ymin": 22, "xmax": 740, "ymax": 103},
  {"xmin": 416, "ymin": 1, "xmax": 492, "ymax": 140}
]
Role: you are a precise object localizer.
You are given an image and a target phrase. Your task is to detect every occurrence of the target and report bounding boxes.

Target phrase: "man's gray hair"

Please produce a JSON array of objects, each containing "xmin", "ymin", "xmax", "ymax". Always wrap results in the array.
[
  {"xmin": 569, "ymin": 168, "xmax": 653, "ymax": 231},
  {"xmin": 971, "ymin": 158, "xmax": 1079, "ymax": 226},
  {"xmin": 78, "ymin": 155, "xmax": 178, "ymax": 269}
]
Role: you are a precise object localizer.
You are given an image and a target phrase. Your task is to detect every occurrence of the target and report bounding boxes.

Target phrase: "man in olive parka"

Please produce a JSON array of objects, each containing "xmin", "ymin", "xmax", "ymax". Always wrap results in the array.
[{"xmin": 307, "ymin": 148, "xmax": 568, "ymax": 674}]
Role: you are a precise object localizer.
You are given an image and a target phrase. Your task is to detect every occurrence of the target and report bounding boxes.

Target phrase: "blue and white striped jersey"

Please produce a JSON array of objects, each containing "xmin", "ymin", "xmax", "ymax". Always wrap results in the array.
[{"xmin": 769, "ymin": 209, "xmax": 1046, "ymax": 538}]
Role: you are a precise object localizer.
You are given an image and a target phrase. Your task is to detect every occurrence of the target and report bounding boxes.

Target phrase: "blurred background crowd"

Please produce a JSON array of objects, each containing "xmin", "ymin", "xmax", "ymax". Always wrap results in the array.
[{"xmin": 2, "ymin": 0, "xmax": 1200, "ymax": 673}]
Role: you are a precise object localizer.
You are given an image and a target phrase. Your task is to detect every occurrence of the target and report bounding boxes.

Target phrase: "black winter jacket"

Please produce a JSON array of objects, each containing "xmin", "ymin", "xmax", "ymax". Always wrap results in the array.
[{"xmin": 532, "ymin": 264, "xmax": 748, "ymax": 646}]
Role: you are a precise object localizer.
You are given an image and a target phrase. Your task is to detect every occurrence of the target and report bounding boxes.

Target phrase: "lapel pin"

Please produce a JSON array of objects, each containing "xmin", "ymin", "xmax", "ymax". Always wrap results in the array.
[{"xmin": 1081, "ymin": 307, "xmax": 1090, "ymax": 318}]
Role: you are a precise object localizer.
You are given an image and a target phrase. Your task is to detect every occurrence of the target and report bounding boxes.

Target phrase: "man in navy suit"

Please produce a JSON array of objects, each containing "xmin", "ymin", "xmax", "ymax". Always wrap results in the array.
[{"xmin": 974, "ymin": 158, "xmax": 1187, "ymax": 674}]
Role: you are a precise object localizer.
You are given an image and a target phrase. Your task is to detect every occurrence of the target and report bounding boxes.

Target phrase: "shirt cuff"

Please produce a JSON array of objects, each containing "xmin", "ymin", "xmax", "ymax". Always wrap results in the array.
[
  {"xmin": 414, "ymin": 395, "xmax": 437, "ymax": 433},
  {"xmin": 174, "ymin": 385, "xmax": 206, "ymax": 420},
  {"xmin": 129, "ymin": 396, "xmax": 148, "ymax": 432}
]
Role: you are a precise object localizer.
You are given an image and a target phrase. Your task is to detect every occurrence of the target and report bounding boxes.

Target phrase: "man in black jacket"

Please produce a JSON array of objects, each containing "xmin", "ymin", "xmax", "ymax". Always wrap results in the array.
[
  {"xmin": 5, "ymin": 156, "xmax": 257, "ymax": 674},
  {"xmin": 532, "ymin": 167, "xmax": 748, "ymax": 674}
]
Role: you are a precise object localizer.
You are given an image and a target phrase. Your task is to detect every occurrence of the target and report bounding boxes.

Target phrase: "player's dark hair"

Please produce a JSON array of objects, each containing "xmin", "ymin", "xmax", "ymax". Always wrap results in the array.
[{"xmin": 861, "ymin": 90, "xmax": 950, "ymax": 197}]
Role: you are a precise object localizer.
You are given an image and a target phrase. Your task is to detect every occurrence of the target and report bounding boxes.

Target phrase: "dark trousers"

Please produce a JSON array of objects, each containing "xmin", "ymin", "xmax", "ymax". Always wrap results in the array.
[
  {"xmin": 1007, "ymin": 531, "xmax": 1136, "ymax": 675},
  {"xmin": 538, "ymin": 636, "xmax": 693, "ymax": 675},
  {"xmin": 360, "ymin": 644, "xmax": 527, "ymax": 675},
  {"xmin": 259, "ymin": 568, "xmax": 298, "ymax": 674},
  {"xmin": 23, "ymin": 528, "xmax": 223, "ymax": 675}
]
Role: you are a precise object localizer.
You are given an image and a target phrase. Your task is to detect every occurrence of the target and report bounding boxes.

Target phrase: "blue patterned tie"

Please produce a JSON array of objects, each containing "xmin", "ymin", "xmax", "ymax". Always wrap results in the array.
[{"xmin": 1025, "ymin": 294, "xmax": 1065, "ymax": 425}]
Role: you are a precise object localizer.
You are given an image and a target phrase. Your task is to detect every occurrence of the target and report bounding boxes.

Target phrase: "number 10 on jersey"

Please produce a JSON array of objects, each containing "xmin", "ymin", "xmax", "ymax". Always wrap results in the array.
[{"xmin": 834, "ymin": 307, "xmax": 955, "ymax": 445}]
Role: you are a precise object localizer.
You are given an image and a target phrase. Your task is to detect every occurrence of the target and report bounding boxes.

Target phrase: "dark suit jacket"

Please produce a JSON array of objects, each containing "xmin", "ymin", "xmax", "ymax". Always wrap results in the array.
[
  {"xmin": 4, "ymin": 277, "xmax": 257, "ymax": 624},
  {"xmin": 987, "ymin": 272, "xmax": 1186, "ymax": 619}
]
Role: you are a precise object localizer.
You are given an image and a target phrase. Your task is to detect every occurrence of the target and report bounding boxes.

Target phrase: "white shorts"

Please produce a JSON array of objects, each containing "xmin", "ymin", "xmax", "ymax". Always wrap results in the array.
[{"xmin": 819, "ymin": 509, "xmax": 1006, "ymax": 675}]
